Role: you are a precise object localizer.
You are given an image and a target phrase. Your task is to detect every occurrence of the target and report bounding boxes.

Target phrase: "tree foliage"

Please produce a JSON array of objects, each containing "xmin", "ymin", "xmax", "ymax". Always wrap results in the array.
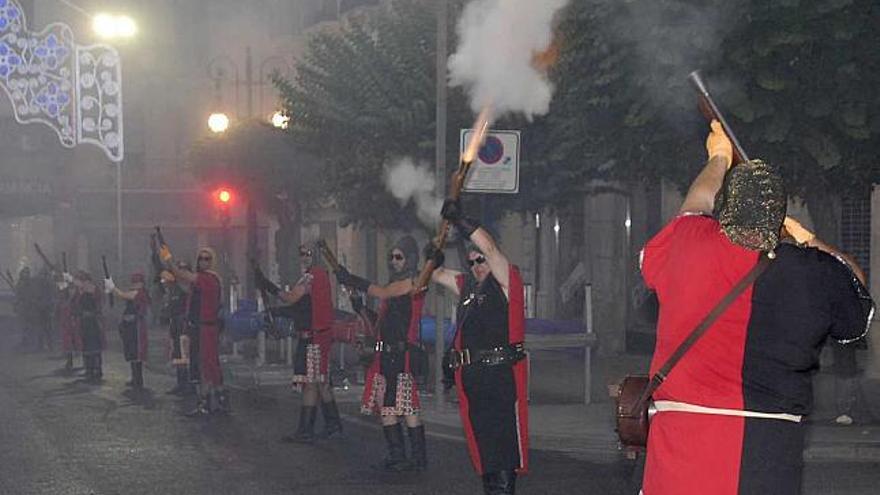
[{"xmin": 272, "ymin": 0, "xmax": 879, "ymax": 235}]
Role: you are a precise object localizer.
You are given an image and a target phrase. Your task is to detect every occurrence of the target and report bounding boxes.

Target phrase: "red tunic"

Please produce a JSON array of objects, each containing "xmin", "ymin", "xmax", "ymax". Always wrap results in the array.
[{"xmin": 190, "ymin": 271, "xmax": 222, "ymax": 387}]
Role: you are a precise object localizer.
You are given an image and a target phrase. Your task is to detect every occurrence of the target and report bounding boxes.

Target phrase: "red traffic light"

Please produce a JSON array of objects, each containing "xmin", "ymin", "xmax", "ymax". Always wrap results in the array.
[{"xmin": 215, "ymin": 188, "xmax": 233, "ymax": 204}]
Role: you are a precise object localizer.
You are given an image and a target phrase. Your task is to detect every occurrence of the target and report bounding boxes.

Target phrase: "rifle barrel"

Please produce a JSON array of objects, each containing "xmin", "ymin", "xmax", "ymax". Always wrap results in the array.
[{"xmin": 687, "ymin": 71, "xmax": 750, "ymax": 165}]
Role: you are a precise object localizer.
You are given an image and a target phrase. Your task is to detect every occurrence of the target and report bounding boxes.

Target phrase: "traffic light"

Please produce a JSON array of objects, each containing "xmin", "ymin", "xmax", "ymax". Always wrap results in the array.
[
  {"xmin": 215, "ymin": 188, "xmax": 233, "ymax": 205},
  {"xmin": 213, "ymin": 187, "xmax": 234, "ymax": 226}
]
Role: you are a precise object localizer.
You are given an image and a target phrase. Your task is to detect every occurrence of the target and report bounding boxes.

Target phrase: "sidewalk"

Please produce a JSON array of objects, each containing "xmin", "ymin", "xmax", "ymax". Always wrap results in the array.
[{"xmin": 143, "ymin": 328, "xmax": 880, "ymax": 464}]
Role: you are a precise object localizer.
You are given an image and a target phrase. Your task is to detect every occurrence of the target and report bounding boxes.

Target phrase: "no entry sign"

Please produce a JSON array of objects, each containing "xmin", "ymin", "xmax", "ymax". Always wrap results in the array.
[{"xmin": 460, "ymin": 129, "xmax": 520, "ymax": 194}]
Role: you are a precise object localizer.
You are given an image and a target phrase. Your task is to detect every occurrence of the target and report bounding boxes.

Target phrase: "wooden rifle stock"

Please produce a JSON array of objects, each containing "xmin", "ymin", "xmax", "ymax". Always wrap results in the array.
[
  {"xmin": 688, "ymin": 71, "xmax": 750, "ymax": 166},
  {"xmin": 413, "ymin": 157, "xmax": 475, "ymax": 293},
  {"xmin": 251, "ymin": 258, "xmax": 276, "ymax": 326},
  {"xmin": 316, "ymin": 239, "xmax": 341, "ymax": 272},
  {"xmin": 101, "ymin": 255, "xmax": 114, "ymax": 308}
]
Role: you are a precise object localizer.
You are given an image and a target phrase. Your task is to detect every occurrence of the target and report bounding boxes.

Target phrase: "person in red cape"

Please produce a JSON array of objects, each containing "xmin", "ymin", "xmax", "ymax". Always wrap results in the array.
[
  {"xmin": 428, "ymin": 198, "xmax": 529, "ymax": 495},
  {"xmin": 162, "ymin": 245, "xmax": 227, "ymax": 416},
  {"xmin": 335, "ymin": 235, "xmax": 429, "ymax": 472},
  {"xmin": 105, "ymin": 272, "xmax": 151, "ymax": 389},
  {"xmin": 258, "ymin": 244, "xmax": 341, "ymax": 443}
]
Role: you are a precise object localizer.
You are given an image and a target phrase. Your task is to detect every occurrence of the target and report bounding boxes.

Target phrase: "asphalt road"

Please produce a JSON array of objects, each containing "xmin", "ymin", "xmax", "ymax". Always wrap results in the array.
[
  {"xmin": 2, "ymin": 329, "xmax": 879, "ymax": 494},
  {"xmin": 0, "ymin": 331, "xmax": 638, "ymax": 495}
]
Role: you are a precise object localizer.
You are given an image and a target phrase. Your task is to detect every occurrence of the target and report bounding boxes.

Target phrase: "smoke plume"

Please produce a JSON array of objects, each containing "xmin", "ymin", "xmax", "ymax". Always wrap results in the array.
[
  {"xmin": 383, "ymin": 157, "xmax": 443, "ymax": 228},
  {"xmin": 448, "ymin": 0, "xmax": 570, "ymax": 120}
]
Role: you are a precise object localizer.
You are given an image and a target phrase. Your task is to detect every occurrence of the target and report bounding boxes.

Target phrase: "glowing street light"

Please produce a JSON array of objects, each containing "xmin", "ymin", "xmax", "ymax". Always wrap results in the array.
[
  {"xmin": 93, "ymin": 13, "xmax": 138, "ymax": 39},
  {"xmin": 208, "ymin": 113, "xmax": 230, "ymax": 133},
  {"xmin": 270, "ymin": 111, "xmax": 289, "ymax": 130}
]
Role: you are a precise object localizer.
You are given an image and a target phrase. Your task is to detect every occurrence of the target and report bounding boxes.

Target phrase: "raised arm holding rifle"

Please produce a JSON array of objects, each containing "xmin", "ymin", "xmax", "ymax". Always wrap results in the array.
[
  {"xmin": 416, "ymin": 108, "xmax": 529, "ymax": 493},
  {"xmin": 156, "ymin": 229, "xmax": 228, "ymax": 416},
  {"xmin": 333, "ymin": 235, "xmax": 429, "ymax": 472},
  {"xmin": 254, "ymin": 243, "xmax": 341, "ymax": 444}
]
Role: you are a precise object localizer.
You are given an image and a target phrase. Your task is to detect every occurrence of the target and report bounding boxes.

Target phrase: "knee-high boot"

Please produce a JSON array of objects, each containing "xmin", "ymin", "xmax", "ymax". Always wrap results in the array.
[
  {"xmin": 320, "ymin": 400, "xmax": 343, "ymax": 438},
  {"xmin": 482, "ymin": 470, "xmax": 517, "ymax": 495},
  {"xmin": 134, "ymin": 362, "xmax": 144, "ymax": 389},
  {"xmin": 378, "ymin": 423, "xmax": 410, "ymax": 472},
  {"xmin": 407, "ymin": 425, "xmax": 427, "ymax": 471},
  {"xmin": 282, "ymin": 406, "xmax": 317, "ymax": 444}
]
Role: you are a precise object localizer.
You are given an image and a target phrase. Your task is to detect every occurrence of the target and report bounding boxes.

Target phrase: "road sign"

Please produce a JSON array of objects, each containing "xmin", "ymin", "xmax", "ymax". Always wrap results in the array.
[{"xmin": 460, "ymin": 129, "xmax": 520, "ymax": 194}]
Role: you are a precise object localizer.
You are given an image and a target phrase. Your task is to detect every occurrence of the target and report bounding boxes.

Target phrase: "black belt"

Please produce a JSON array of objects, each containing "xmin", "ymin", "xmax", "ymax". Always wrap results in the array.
[{"xmin": 448, "ymin": 342, "xmax": 526, "ymax": 369}]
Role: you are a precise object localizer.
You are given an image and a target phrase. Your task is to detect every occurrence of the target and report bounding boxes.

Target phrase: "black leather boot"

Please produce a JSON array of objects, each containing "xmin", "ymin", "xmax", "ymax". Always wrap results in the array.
[
  {"xmin": 128, "ymin": 362, "xmax": 144, "ymax": 389},
  {"xmin": 483, "ymin": 470, "xmax": 517, "ymax": 495},
  {"xmin": 95, "ymin": 355, "xmax": 103, "ymax": 380},
  {"xmin": 408, "ymin": 425, "xmax": 427, "ymax": 471},
  {"xmin": 185, "ymin": 396, "xmax": 210, "ymax": 417},
  {"xmin": 282, "ymin": 406, "xmax": 317, "ymax": 443},
  {"xmin": 167, "ymin": 367, "xmax": 189, "ymax": 395},
  {"xmin": 378, "ymin": 423, "xmax": 410, "ymax": 472},
  {"xmin": 215, "ymin": 389, "xmax": 231, "ymax": 415},
  {"xmin": 64, "ymin": 352, "xmax": 74, "ymax": 371},
  {"xmin": 320, "ymin": 400, "xmax": 343, "ymax": 438}
]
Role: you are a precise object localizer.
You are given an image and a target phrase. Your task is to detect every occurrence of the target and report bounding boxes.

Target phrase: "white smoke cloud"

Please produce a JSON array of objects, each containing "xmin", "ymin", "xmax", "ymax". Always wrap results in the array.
[
  {"xmin": 383, "ymin": 157, "xmax": 444, "ymax": 228},
  {"xmin": 448, "ymin": 0, "xmax": 570, "ymax": 120}
]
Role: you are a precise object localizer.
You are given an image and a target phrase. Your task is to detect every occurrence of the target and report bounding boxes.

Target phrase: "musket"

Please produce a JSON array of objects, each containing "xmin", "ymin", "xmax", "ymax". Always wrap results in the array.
[
  {"xmin": 0, "ymin": 269, "xmax": 15, "ymax": 291},
  {"xmin": 154, "ymin": 225, "xmax": 167, "ymax": 247},
  {"xmin": 149, "ymin": 233, "xmax": 166, "ymax": 292},
  {"xmin": 101, "ymin": 255, "xmax": 114, "ymax": 308},
  {"xmin": 251, "ymin": 258, "xmax": 276, "ymax": 327},
  {"xmin": 687, "ymin": 70, "xmax": 750, "ymax": 166},
  {"xmin": 413, "ymin": 106, "xmax": 493, "ymax": 293},
  {"xmin": 316, "ymin": 239, "xmax": 341, "ymax": 273},
  {"xmin": 62, "ymin": 252, "xmax": 68, "ymax": 274},
  {"xmin": 34, "ymin": 243, "xmax": 59, "ymax": 273}
]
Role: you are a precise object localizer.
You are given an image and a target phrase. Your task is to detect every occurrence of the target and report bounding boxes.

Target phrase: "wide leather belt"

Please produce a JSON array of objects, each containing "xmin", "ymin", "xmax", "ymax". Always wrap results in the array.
[{"xmin": 448, "ymin": 342, "xmax": 526, "ymax": 369}]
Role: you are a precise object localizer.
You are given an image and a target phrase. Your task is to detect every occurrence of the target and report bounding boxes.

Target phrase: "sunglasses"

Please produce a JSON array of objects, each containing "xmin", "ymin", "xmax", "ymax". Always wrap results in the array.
[
  {"xmin": 198, "ymin": 255, "xmax": 212, "ymax": 261},
  {"xmin": 388, "ymin": 253, "xmax": 405, "ymax": 261},
  {"xmin": 299, "ymin": 250, "xmax": 313, "ymax": 257},
  {"xmin": 467, "ymin": 255, "xmax": 487, "ymax": 267}
]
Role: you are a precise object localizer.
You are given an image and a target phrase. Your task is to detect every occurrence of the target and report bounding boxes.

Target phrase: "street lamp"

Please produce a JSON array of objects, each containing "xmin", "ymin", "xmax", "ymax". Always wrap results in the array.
[
  {"xmin": 270, "ymin": 111, "xmax": 289, "ymax": 130},
  {"xmin": 208, "ymin": 112, "xmax": 230, "ymax": 134},
  {"xmin": 92, "ymin": 13, "xmax": 137, "ymax": 39}
]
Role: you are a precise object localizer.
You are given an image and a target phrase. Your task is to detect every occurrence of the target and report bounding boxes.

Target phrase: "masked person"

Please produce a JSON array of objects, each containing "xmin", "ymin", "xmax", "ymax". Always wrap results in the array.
[
  {"xmin": 428, "ymin": 203, "xmax": 529, "ymax": 495},
  {"xmin": 257, "ymin": 244, "xmax": 341, "ymax": 443},
  {"xmin": 71, "ymin": 271, "xmax": 104, "ymax": 383},
  {"xmin": 105, "ymin": 272, "xmax": 150, "ymax": 389},
  {"xmin": 335, "ymin": 235, "xmax": 428, "ymax": 472},
  {"xmin": 162, "ymin": 246, "xmax": 227, "ymax": 416},
  {"xmin": 638, "ymin": 121, "xmax": 874, "ymax": 495}
]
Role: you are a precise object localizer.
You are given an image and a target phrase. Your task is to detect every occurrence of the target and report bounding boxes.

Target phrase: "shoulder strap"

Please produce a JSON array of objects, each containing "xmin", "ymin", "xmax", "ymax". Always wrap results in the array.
[{"xmin": 634, "ymin": 252, "xmax": 772, "ymax": 412}]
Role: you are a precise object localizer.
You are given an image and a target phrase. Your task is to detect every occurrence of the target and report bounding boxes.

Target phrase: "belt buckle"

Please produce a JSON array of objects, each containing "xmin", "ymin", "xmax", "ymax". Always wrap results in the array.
[
  {"xmin": 374, "ymin": 341, "xmax": 384, "ymax": 352},
  {"xmin": 450, "ymin": 349, "xmax": 471, "ymax": 369}
]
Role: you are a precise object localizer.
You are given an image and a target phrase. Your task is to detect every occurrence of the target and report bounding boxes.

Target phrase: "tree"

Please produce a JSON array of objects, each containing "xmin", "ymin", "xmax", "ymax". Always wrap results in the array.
[
  {"xmin": 273, "ymin": 0, "xmax": 474, "ymax": 232},
  {"xmin": 543, "ymin": 0, "xmax": 880, "ymax": 239}
]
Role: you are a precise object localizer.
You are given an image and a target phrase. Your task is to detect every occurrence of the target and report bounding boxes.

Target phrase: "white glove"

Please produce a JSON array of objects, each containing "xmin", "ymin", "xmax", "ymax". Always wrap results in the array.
[
  {"xmin": 62, "ymin": 272, "xmax": 74, "ymax": 283},
  {"xmin": 57, "ymin": 281, "xmax": 69, "ymax": 291},
  {"xmin": 104, "ymin": 277, "xmax": 116, "ymax": 294}
]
